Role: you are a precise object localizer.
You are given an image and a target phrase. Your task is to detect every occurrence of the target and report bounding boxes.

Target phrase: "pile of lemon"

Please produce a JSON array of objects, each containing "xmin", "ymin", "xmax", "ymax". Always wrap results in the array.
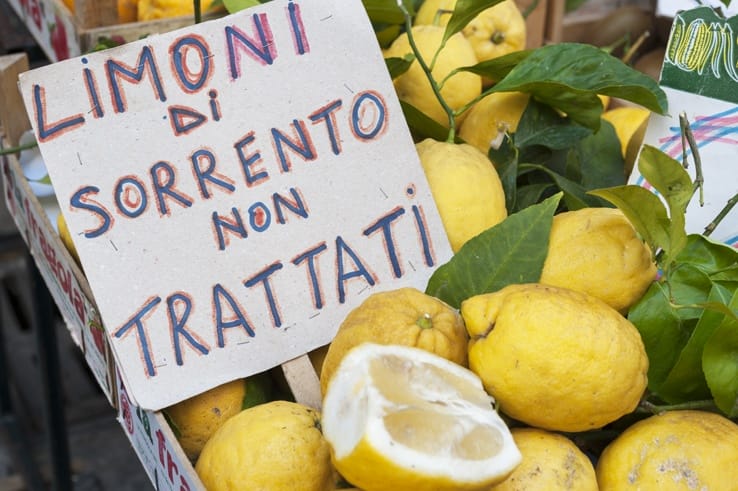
[{"xmin": 53, "ymin": 1, "xmax": 737, "ymax": 489}]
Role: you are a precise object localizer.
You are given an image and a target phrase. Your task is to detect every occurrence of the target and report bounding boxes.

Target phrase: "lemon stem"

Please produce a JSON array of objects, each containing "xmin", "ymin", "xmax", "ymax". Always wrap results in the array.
[
  {"xmin": 194, "ymin": 0, "xmax": 202, "ymax": 23},
  {"xmin": 398, "ymin": 3, "xmax": 457, "ymax": 142},
  {"xmin": 415, "ymin": 312, "xmax": 434, "ymax": 330},
  {"xmin": 638, "ymin": 399, "xmax": 718, "ymax": 415}
]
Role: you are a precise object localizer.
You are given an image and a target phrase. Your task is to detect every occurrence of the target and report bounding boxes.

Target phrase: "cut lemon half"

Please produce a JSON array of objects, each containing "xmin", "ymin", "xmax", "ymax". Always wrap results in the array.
[{"xmin": 322, "ymin": 343, "xmax": 521, "ymax": 491}]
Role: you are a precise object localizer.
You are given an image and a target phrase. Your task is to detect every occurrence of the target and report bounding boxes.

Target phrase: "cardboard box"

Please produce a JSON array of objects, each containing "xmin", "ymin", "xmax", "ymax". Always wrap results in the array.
[{"xmin": 5, "ymin": 0, "xmax": 220, "ymax": 62}]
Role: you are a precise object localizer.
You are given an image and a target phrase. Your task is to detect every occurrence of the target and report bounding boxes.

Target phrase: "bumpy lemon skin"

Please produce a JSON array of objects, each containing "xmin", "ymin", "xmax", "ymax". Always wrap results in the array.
[
  {"xmin": 319, "ymin": 287, "xmax": 467, "ymax": 395},
  {"xmin": 463, "ymin": 283, "xmax": 648, "ymax": 433},
  {"xmin": 596, "ymin": 410, "xmax": 738, "ymax": 490},
  {"xmin": 195, "ymin": 400, "xmax": 335, "ymax": 491},
  {"xmin": 384, "ymin": 25, "xmax": 481, "ymax": 127},
  {"xmin": 416, "ymin": 138, "xmax": 507, "ymax": 252},
  {"xmin": 491, "ymin": 427, "xmax": 598, "ymax": 490},
  {"xmin": 540, "ymin": 207, "xmax": 657, "ymax": 314}
]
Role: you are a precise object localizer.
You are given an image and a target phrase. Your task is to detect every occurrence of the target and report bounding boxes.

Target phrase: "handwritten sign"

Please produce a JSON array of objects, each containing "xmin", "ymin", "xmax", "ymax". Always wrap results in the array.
[
  {"xmin": 19, "ymin": 0, "xmax": 453, "ymax": 410},
  {"xmin": 631, "ymin": 6, "xmax": 738, "ymax": 247}
]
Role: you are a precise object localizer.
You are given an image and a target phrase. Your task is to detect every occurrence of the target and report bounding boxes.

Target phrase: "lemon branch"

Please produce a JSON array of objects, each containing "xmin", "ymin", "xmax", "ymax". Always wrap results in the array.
[
  {"xmin": 397, "ymin": 2, "xmax": 458, "ymax": 142},
  {"xmin": 0, "ymin": 140, "xmax": 38, "ymax": 156}
]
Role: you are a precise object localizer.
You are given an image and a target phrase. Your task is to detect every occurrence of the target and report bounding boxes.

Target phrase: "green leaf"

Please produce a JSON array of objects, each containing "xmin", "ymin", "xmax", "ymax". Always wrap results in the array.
[
  {"xmin": 658, "ymin": 284, "xmax": 738, "ymax": 404},
  {"xmin": 442, "ymin": 0, "xmax": 505, "ymax": 43},
  {"xmin": 703, "ymin": 313, "xmax": 738, "ymax": 417},
  {"xmin": 425, "ymin": 193, "xmax": 561, "ymax": 308},
  {"xmin": 570, "ymin": 120, "xmax": 626, "ymax": 190},
  {"xmin": 513, "ymin": 183, "xmax": 554, "ymax": 213},
  {"xmin": 628, "ymin": 281, "xmax": 695, "ymax": 390},
  {"xmin": 489, "ymin": 43, "xmax": 668, "ymax": 130},
  {"xmin": 399, "ymin": 101, "xmax": 458, "ymax": 143},
  {"xmin": 459, "ymin": 50, "xmax": 532, "ymax": 83},
  {"xmin": 385, "ymin": 55, "xmax": 414, "ymax": 79},
  {"xmin": 242, "ymin": 371, "xmax": 275, "ymax": 409},
  {"xmin": 514, "ymin": 99, "xmax": 592, "ymax": 150},
  {"xmin": 362, "ymin": 0, "xmax": 415, "ymax": 24},
  {"xmin": 677, "ymin": 234, "xmax": 738, "ymax": 278},
  {"xmin": 222, "ymin": 0, "xmax": 260, "ymax": 14},
  {"xmin": 489, "ymin": 134, "xmax": 518, "ymax": 213},
  {"xmin": 637, "ymin": 145, "xmax": 693, "ymax": 263},
  {"xmin": 519, "ymin": 164, "xmax": 592, "ymax": 211},
  {"xmin": 589, "ymin": 185, "xmax": 671, "ymax": 255}
]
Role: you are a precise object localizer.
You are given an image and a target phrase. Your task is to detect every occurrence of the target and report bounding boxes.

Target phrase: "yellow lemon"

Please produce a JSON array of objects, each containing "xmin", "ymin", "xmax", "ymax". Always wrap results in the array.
[
  {"xmin": 540, "ymin": 207, "xmax": 657, "ymax": 313},
  {"xmin": 118, "ymin": 0, "xmax": 138, "ymax": 22},
  {"xmin": 491, "ymin": 427, "xmax": 598, "ymax": 490},
  {"xmin": 602, "ymin": 107, "xmax": 651, "ymax": 177},
  {"xmin": 463, "ymin": 283, "xmax": 649, "ymax": 432},
  {"xmin": 57, "ymin": 213, "xmax": 80, "ymax": 265},
  {"xmin": 458, "ymin": 91, "xmax": 530, "ymax": 154},
  {"xmin": 384, "ymin": 25, "xmax": 481, "ymax": 127},
  {"xmin": 164, "ymin": 375, "xmax": 271, "ymax": 461},
  {"xmin": 416, "ymin": 138, "xmax": 507, "ymax": 252},
  {"xmin": 596, "ymin": 410, "xmax": 738, "ymax": 490},
  {"xmin": 322, "ymin": 342, "xmax": 522, "ymax": 491},
  {"xmin": 195, "ymin": 400, "xmax": 335, "ymax": 491},
  {"xmin": 319, "ymin": 287, "xmax": 468, "ymax": 396},
  {"xmin": 415, "ymin": 0, "xmax": 527, "ymax": 62},
  {"xmin": 137, "ymin": 0, "xmax": 214, "ymax": 21}
]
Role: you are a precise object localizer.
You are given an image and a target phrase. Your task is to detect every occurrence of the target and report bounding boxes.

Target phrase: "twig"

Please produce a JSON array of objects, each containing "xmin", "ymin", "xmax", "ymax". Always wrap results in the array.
[
  {"xmin": 704, "ymin": 191, "xmax": 738, "ymax": 237},
  {"xmin": 397, "ymin": 2, "xmax": 457, "ymax": 141},
  {"xmin": 621, "ymin": 30, "xmax": 651, "ymax": 65},
  {"xmin": 680, "ymin": 112, "xmax": 704, "ymax": 207},
  {"xmin": 194, "ymin": 0, "xmax": 202, "ymax": 24},
  {"xmin": 0, "ymin": 140, "xmax": 38, "ymax": 156},
  {"xmin": 638, "ymin": 398, "xmax": 718, "ymax": 415}
]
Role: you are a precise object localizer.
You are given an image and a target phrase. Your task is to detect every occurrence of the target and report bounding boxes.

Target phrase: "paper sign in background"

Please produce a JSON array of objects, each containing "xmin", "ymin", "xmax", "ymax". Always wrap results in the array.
[
  {"xmin": 631, "ymin": 6, "xmax": 738, "ymax": 247},
  {"xmin": 19, "ymin": 0, "xmax": 453, "ymax": 410}
]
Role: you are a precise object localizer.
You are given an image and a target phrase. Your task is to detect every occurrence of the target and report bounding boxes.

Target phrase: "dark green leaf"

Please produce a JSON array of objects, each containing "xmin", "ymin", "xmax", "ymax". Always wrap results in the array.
[
  {"xmin": 588, "ymin": 185, "xmax": 670, "ymax": 255},
  {"xmin": 425, "ymin": 193, "xmax": 561, "ymax": 308},
  {"xmin": 571, "ymin": 120, "xmax": 626, "ymax": 190},
  {"xmin": 519, "ymin": 164, "xmax": 591, "ymax": 210},
  {"xmin": 637, "ymin": 145, "xmax": 692, "ymax": 263},
  {"xmin": 362, "ymin": 0, "xmax": 415, "ymax": 24},
  {"xmin": 222, "ymin": 0, "xmax": 260, "ymax": 14},
  {"xmin": 399, "ymin": 101, "xmax": 457, "ymax": 143},
  {"xmin": 628, "ymin": 281, "xmax": 695, "ymax": 390},
  {"xmin": 242, "ymin": 371, "xmax": 274, "ymax": 409},
  {"xmin": 458, "ymin": 50, "xmax": 533, "ymax": 83},
  {"xmin": 658, "ymin": 284, "xmax": 738, "ymax": 404},
  {"xmin": 703, "ymin": 313, "xmax": 738, "ymax": 417},
  {"xmin": 514, "ymin": 99, "xmax": 592, "ymax": 150},
  {"xmin": 490, "ymin": 137, "xmax": 518, "ymax": 213},
  {"xmin": 442, "ymin": 0, "xmax": 505, "ymax": 43},
  {"xmin": 513, "ymin": 183, "xmax": 554, "ymax": 213},
  {"xmin": 489, "ymin": 43, "xmax": 667, "ymax": 129},
  {"xmin": 385, "ymin": 55, "xmax": 414, "ymax": 79}
]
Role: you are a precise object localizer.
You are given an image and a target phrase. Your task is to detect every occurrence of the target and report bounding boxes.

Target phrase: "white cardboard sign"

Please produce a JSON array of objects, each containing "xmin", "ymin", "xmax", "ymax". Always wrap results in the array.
[{"xmin": 19, "ymin": 0, "xmax": 453, "ymax": 410}]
